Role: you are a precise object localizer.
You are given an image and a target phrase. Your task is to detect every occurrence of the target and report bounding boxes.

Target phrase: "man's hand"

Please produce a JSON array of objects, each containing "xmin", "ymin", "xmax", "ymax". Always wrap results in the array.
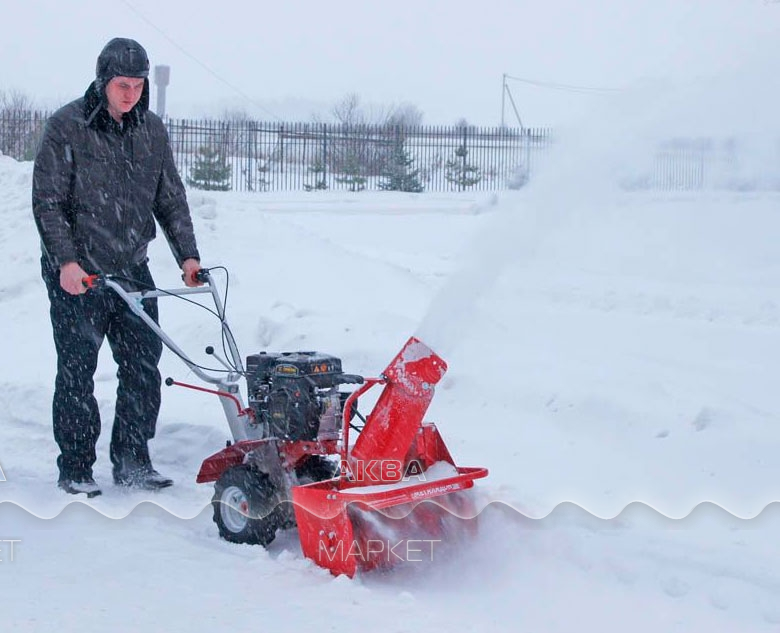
[
  {"xmin": 60, "ymin": 262, "xmax": 89, "ymax": 295},
  {"xmin": 181, "ymin": 258, "xmax": 203, "ymax": 287}
]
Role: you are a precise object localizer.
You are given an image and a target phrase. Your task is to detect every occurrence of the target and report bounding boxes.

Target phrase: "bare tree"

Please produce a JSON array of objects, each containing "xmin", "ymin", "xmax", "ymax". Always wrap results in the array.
[
  {"xmin": 0, "ymin": 90, "xmax": 35, "ymax": 115},
  {"xmin": 221, "ymin": 107, "xmax": 252, "ymax": 122},
  {"xmin": 332, "ymin": 93, "xmax": 365, "ymax": 126},
  {"xmin": 323, "ymin": 93, "xmax": 427, "ymax": 185},
  {"xmin": 0, "ymin": 90, "xmax": 43, "ymax": 160},
  {"xmin": 330, "ymin": 94, "xmax": 424, "ymax": 127},
  {"xmin": 385, "ymin": 102, "xmax": 424, "ymax": 128}
]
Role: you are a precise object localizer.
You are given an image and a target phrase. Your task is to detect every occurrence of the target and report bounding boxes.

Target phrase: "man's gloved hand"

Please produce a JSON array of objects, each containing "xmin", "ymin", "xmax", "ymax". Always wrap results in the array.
[
  {"xmin": 181, "ymin": 258, "xmax": 203, "ymax": 287},
  {"xmin": 60, "ymin": 261, "xmax": 89, "ymax": 295}
]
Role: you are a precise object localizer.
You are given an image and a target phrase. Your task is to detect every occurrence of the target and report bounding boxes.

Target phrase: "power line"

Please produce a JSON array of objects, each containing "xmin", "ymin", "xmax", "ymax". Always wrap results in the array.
[
  {"xmin": 504, "ymin": 73, "xmax": 620, "ymax": 95},
  {"xmin": 116, "ymin": 0, "xmax": 282, "ymax": 120},
  {"xmin": 501, "ymin": 72, "xmax": 621, "ymax": 127}
]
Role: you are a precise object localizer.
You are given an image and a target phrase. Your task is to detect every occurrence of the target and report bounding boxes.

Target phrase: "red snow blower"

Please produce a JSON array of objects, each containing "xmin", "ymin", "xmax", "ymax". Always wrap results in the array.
[{"xmin": 90, "ymin": 269, "xmax": 488, "ymax": 577}]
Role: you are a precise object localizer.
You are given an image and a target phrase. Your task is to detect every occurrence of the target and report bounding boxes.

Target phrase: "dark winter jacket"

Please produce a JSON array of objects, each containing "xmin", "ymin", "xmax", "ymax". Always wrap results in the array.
[{"xmin": 32, "ymin": 81, "xmax": 199, "ymax": 275}]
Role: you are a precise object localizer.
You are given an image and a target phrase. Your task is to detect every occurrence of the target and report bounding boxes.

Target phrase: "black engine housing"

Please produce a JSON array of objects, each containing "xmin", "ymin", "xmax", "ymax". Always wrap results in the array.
[{"xmin": 245, "ymin": 351, "xmax": 359, "ymax": 441}]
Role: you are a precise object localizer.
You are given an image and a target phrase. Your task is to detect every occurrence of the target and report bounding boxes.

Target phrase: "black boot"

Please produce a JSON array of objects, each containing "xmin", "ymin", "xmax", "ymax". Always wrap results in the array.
[
  {"xmin": 112, "ymin": 444, "xmax": 173, "ymax": 490},
  {"xmin": 113, "ymin": 464, "xmax": 173, "ymax": 490},
  {"xmin": 58, "ymin": 476, "xmax": 102, "ymax": 498}
]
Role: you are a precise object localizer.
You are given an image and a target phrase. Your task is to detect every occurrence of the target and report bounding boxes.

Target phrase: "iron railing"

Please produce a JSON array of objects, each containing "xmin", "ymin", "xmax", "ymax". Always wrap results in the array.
[
  {"xmin": 164, "ymin": 120, "xmax": 551, "ymax": 192},
  {"xmin": 0, "ymin": 111, "xmax": 48, "ymax": 162},
  {"xmin": 4, "ymin": 110, "xmax": 778, "ymax": 192}
]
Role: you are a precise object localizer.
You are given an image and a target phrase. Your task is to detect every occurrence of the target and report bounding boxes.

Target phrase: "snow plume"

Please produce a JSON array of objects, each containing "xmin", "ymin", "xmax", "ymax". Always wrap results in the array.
[
  {"xmin": 414, "ymin": 179, "xmax": 582, "ymax": 358},
  {"xmin": 414, "ymin": 110, "xmax": 621, "ymax": 357},
  {"xmin": 416, "ymin": 22, "xmax": 780, "ymax": 357}
]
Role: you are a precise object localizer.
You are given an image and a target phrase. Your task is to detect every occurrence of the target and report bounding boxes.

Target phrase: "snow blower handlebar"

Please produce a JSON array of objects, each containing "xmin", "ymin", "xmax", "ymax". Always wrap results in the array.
[
  {"xmin": 82, "ymin": 271, "xmax": 243, "ymax": 384},
  {"xmin": 80, "ymin": 271, "xmax": 257, "ymax": 442}
]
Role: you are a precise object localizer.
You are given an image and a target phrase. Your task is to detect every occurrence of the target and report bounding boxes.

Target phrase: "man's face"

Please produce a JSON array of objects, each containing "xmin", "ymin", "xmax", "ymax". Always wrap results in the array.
[{"xmin": 105, "ymin": 76, "xmax": 145, "ymax": 120}]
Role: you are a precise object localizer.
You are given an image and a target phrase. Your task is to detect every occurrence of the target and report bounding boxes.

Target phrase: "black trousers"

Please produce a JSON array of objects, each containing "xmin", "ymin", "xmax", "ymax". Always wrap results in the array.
[{"xmin": 42, "ymin": 258, "xmax": 163, "ymax": 482}]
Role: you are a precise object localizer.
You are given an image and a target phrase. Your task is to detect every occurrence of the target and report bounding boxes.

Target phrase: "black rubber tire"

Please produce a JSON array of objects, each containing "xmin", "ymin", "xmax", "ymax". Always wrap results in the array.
[
  {"xmin": 212, "ymin": 465, "xmax": 280, "ymax": 546},
  {"xmin": 295, "ymin": 455, "xmax": 339, "ymax": 485}
]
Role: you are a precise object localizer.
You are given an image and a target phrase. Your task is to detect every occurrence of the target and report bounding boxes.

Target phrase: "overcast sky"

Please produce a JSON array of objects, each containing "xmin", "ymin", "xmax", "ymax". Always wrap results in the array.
[{"xmin": 2, "ymin": 0, "xmax": 778, "ymax": 126}]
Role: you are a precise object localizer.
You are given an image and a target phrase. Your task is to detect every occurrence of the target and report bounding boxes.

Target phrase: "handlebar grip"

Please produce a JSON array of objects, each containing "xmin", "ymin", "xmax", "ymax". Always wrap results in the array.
[
  {"xmin": 82, "ymin": 275, "xmax": 102, "ymax": 290},
  {"xmin": 182, "ymin": 268, "xmax": 210, "ymax": 284}
]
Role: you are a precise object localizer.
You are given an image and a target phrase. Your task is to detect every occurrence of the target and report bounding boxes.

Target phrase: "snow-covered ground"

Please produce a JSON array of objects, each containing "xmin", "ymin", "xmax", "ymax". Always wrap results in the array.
[{"xmin": 3, "ymin": 148, "xmax": 780, "ymax": 630}]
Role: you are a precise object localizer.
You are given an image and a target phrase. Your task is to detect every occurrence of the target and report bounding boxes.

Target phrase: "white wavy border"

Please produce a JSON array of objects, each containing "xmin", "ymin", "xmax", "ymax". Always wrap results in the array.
[{"xmin": 0, "ymin": 499, "xmax": 780, "ymax": 523}]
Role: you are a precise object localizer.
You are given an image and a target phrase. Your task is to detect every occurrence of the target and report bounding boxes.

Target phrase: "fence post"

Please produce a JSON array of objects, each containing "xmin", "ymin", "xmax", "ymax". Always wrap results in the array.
[
  {"xmin": 279, "ymin": 123, "xmax": 285, "ymax": 177},
  {"xmin": 525, "ymin": 127, "xmax": 531, "ymax": 181},
  {"xmin": 322, "ymin": 123, "xmax": 328, "ymax": 189},
  {"xmin": 460, "ymin": 125, "xmax": 469, "ymax": 191},
  {"xmin": 246, "ymin": 120, "xmax": 253, "ymax": 192}
]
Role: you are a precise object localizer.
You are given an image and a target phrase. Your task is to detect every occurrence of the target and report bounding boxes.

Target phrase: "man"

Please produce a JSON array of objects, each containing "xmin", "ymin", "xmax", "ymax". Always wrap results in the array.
[{"xmin": 32, "ymin": 37, "xmax": 203, "ymax": 497}]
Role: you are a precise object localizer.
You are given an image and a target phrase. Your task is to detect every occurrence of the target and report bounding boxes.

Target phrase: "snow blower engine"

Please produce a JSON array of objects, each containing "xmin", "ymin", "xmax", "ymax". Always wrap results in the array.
[
  {"xmin": 245, "ymin": 351, "xmax": 362, "ymax": 443},
  {"xmin": 86, "ymin": 269, "xmax": 488, "ymax": 577}
]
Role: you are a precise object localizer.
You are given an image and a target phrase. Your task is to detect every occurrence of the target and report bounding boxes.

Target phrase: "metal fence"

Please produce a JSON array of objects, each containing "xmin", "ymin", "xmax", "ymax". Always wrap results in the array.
[
  {"xmin": 165, "ymin": 120, "xmax": 551, "ymax": 192},
  {"xmin": 622, "ymin": 138, "xmax": 780, "ymax": 191},
  {"xmin": 0, "ymin": 111, "xmax": 48, "ymax": 162},
  {"xmin": 0, "ymin": 111, "xmax": 550, "ymax": 192},
  {"xmin": 4, "ymin": 110, "xmax": 777, "ymax": 192}
]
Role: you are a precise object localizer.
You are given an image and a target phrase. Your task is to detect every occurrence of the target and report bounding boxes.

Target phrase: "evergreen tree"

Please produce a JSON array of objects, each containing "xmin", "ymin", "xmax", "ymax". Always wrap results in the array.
[
  {"xmin": 255, "ymin": 155, "xmax": 270, "ymax": 192},
  {"xmin": 187, "ymin": 145, "xmax": 232, "ymax": 191},
  {"xmin": 304, "ymin": 158, "xmax": 328, "ymax": 191},
  {"xmin": 378, "ymin": 139, "xmax": 423, "ymax": 193},
  {"xmin": 445, "ymin": 144, "xmax": 482, "ymax": 190},
  {"xmin": 335, "ymin": 153, "xmax": 367, "ymax": 192}
]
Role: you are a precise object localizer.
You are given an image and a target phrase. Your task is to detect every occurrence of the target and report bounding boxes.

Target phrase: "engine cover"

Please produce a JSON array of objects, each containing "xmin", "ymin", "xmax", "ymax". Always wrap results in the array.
[{"xmin": 246, "ymin": 351, "xmax": 346, "ymax": 441}]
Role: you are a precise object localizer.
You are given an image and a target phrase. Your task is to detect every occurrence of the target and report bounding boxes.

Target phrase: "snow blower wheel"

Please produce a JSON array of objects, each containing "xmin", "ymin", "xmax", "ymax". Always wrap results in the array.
[{"xmin": 212, "ymin": 465, "xmax": 280, "ymax": 546}]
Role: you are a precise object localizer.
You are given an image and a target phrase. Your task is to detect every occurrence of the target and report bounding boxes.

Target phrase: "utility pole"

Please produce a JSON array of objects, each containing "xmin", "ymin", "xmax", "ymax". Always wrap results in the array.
[
  {"xmin": 501, "ymin": 74, "xmax": 524, "ymax": 132},
  {"xmin": 154, "ymin": 65, "xmax": 170, "ymax": 118},
  {"xmin": 501, "ymin": 73, "xmax": 506, "ymax": 127}
]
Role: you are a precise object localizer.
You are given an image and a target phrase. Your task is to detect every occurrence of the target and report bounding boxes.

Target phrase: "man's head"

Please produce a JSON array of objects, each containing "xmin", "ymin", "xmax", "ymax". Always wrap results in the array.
[
  {"xmin": 96, "ymin": 38, "xmax": 149, "ymax": 85},
  {"xmin": 95, "ymin": 38, "xmax": 150, "ymax": 120}
]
